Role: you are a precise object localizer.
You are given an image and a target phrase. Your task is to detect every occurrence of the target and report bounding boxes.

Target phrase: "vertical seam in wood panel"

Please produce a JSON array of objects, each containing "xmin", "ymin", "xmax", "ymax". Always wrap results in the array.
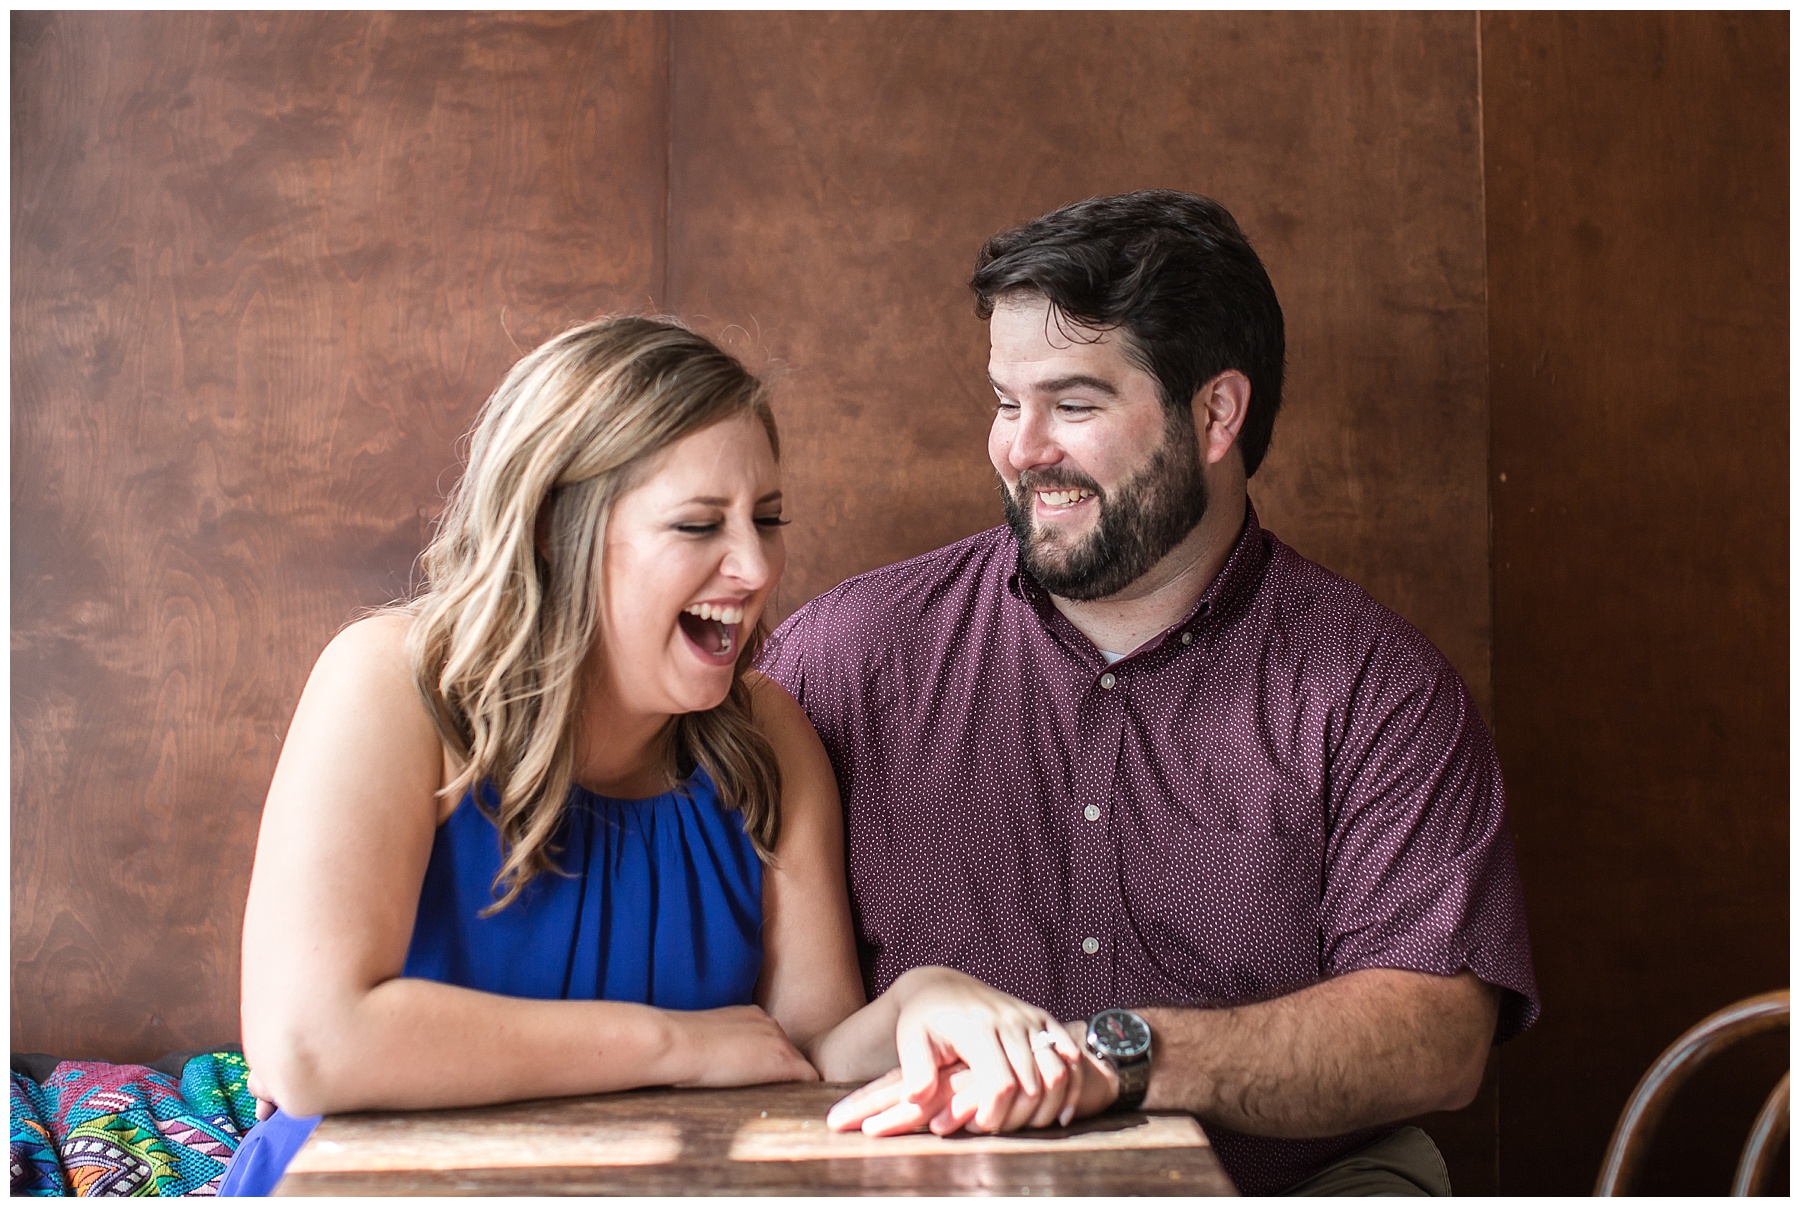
[
  {"xmin": 1474, "ymin": 8, "xmax": 1495, "ymax": 729},
  {"xmin": 660, "ymin": 11, "xmax": 673, "ymax": 312},
  {"xmin": 1474, "ymin": 12, "xmax": 1501, "ymax": 1192}
]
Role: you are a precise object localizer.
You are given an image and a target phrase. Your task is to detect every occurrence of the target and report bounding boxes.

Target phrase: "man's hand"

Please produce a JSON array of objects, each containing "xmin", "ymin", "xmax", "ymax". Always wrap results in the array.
[
  {"xmin": 824, "ymin": 967, "xmax": 1103, "ymax": 1135},
  {"xmin": 825, "ymin": 967, "xmax": 1502, "ymax": 1144}
]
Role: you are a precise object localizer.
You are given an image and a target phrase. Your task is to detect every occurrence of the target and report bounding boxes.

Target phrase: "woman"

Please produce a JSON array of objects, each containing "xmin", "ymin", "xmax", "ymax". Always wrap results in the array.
[{"xmin": 224, "ymin": 317, "xmax": 1089, "ymax": 1195}]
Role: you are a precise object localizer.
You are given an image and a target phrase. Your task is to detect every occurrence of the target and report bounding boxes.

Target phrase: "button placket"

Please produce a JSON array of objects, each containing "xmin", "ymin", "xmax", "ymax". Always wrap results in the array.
[{"xmin": 1069, "ymin": 663, "xmax": 1128, "ymax": 1012}]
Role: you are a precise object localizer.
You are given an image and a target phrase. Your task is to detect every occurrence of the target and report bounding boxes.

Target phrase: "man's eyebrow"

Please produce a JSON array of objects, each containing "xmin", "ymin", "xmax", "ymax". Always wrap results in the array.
[{"xmin": 989, "ymin": 373, "xmax": 1121, "ymax": 398}]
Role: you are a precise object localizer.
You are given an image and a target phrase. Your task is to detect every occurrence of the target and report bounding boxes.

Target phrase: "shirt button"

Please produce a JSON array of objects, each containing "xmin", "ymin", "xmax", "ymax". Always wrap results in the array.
[
  {"xmin": 1099, "ymin": 672, "xmax": 1117, "ymax": 690},
  {"xmin": 1081, "ymin": 937, "xmax": 1100, "ymax": 955},
  {"xmin": 1180, "ymin": 632, "xmax": 1194, "ymax": 646},
  {"xmin": 1083, "ymin": 804, "xmax": 1101, "ymax": 822}
]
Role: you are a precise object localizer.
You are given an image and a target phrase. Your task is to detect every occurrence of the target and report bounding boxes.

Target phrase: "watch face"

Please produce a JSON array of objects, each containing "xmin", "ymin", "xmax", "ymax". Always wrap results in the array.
[{"xmin": 1092, "ymin": 1009, "xmax": 1152, "ymax": 1059}]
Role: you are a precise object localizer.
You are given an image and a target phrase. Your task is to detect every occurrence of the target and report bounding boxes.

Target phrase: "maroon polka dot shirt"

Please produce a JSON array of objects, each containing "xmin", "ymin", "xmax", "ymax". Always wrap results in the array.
[{"xmin": 761, "ymin": 502, "xmax": 1539, "ymax": 1194}]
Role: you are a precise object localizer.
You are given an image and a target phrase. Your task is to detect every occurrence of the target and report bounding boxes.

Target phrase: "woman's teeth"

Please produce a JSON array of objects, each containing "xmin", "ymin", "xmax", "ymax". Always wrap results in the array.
[
  {"xmin": 683, "ymin": 602, "xmax": 745, "ymax": 625},
  {"xmin": 1038, "ymin": 488, "xmax": 1095, "ymax": 507}
]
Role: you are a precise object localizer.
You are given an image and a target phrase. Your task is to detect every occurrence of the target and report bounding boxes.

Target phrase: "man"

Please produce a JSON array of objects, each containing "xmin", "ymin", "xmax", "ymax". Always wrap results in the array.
[{"xmin": 760, "ymin": 190, "xmax": 1537, "ymax": 1195}]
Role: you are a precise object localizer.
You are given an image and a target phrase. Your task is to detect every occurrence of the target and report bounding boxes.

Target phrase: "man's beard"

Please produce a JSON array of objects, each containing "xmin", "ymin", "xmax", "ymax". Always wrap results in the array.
[{"xmin": 1000, "ymin": 410, "xmax": 1209, "ymax": 602}]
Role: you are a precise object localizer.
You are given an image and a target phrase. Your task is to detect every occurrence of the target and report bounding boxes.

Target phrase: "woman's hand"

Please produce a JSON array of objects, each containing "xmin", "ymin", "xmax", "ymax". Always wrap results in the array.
[
  {"xmin": 668, "ymin": 1005, "xmax": 820, "ymax": 1087},
  {"xmin": 825, "ymin": 967, "xmax": 1088, "ymax": 1135},
  {"xmin": 829, "ymin": 1043, "xmax": 1121, "ymax": 1137}
]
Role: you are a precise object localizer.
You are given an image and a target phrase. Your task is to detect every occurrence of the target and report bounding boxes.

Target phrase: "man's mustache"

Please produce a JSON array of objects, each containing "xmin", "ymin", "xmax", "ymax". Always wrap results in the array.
[{"xmin": 1013, "ymin": 468, "xmax": 1105, "ymax": 500}]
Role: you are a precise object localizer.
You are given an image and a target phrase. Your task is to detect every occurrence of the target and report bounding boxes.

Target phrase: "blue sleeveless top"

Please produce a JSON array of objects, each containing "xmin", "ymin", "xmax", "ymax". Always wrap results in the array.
[
  {"xmin": 220, "ymin": 771, "xmax": 763, "ymax": 1195},
  {"xmin": 404, "ymin": 771, "xmax": 764, "ymax": 1006}
]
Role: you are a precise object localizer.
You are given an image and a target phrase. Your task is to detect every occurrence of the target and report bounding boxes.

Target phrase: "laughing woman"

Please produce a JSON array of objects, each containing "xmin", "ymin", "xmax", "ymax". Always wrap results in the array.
[{"xmin": 223, "ymin": 318, "xmax": 1091, "ymax": 1195}]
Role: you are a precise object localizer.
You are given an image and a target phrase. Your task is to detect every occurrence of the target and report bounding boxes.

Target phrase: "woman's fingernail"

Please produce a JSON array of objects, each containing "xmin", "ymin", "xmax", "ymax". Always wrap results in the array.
[{"xmin": 1060, "ymin": 1103, "xmax": 1075, "ymax": 1127}]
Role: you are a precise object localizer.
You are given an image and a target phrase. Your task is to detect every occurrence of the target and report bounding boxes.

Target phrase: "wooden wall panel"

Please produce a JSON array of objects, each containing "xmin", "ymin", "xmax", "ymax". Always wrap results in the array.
[
  {"xmin": 666, "ymin": 13, "xmax": 1500, "ymax": 1189},
  {"xmin": 667, "ymin": 12, "xmax": 1495, "ymax": 712},
  {"xmin": 26, "ymin": 13, "xmax": 1782, "ymax": 1198},
  {"xmin": 11, "ymin": 10, "xmax": 666, "ymax": 1062},
  {"xmin": 1482, "ymin": 13, "xmax": 1788, "ymax": 1195}
]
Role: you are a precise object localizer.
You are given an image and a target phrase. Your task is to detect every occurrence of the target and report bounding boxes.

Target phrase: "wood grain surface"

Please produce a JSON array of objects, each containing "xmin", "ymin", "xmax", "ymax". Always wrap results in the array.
[
  {"xmin": 1481, "ymin": 12, "xmax": 1789, "ymax": 1196},
  {"xmin": 273, "ymin": 1082, "xmax": 1234, "ymax": 1196},
  {"xmin": 12, "ymin": 10, "xmax": 666, "ymax": 1062}
]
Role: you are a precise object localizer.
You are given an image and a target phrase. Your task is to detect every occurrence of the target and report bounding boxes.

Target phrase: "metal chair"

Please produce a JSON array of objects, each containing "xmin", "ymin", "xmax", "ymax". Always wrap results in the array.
[{"xmin": 1595, "ymin": 989, "xmax": 1789, "ymax": 1196}]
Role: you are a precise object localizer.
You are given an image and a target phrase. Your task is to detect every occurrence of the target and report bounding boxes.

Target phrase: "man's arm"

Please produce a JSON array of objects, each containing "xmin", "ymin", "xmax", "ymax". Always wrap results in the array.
[
  {"xmin": 828, "ymin": 967, "xmax": 1500, "ymax": 1138},
  {"xmin": 1137, "ymin": 968, "xmax": 1499, "ymax": 1138}
]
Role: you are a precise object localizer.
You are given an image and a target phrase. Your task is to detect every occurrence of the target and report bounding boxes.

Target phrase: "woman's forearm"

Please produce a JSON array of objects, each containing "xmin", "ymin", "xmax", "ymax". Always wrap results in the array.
[
  {"xmin": 247, "ymin": 977, "xmax": 687, "ymax": 1115},
  {"xmin": 807, "ymin": 965, "xmax": 974, "ymax": 1081},
  {"xmin": 806, "ymin": 987, "xmax": 903, "ymax": 1082},
  {"xmin": 248, "ymin": 976, "xmax": 822, "ymax": 1116},
  {"xmin": 805, "ymin": 965, "xmax": 977, "ymax": 1082}
]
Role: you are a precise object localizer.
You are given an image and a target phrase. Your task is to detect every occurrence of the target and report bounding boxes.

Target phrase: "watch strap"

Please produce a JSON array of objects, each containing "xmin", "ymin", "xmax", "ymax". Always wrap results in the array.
[{"xmin": 1108, "ymin": 1052, "xmax": 1150, "ymax": 1111}]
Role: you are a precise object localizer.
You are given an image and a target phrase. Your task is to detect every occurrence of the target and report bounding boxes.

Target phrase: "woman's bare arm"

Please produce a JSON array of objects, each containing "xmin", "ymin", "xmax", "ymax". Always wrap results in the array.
[
  {"xmin": 240, "ymin": 617, "xmax": 813, "ymax": 1117},
  {"xmin": 745, "ymin": 673, "xmax": 879, "ymax": 1077}
]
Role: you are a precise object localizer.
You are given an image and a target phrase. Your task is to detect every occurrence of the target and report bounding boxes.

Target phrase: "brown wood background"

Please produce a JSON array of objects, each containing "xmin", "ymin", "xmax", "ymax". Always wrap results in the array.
[
  {"xmin": 12, "ymin": 9, "xmax": 666, "ymax": 1062},
  {"xmin": 1482, "ymin": 12, "xmax": 1790, "ymax": 1196},
  {"xmin": 11, "ymin": 12, "xmax": 1785, "ymax": 1194},
  {"xmin": 666, "ymin": 12, "xmax": 1494, "ymax": 710}
]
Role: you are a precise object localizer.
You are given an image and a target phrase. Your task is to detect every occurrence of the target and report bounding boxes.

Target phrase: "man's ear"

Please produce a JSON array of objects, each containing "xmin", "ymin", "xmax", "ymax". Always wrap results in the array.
[{"xmin": 1192, "ymin": 370, "xmax": 1251, "ymax": 467}]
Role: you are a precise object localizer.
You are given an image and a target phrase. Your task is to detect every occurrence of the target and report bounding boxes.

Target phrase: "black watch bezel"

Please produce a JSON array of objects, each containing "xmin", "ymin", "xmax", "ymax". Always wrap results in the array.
[{"xmin": 1086, "ymin": 1008, "xmax": 1153, "ymax": 1111}]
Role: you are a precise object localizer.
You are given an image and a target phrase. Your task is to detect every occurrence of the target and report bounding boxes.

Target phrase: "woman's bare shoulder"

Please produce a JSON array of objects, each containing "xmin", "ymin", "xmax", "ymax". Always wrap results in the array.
[
  {"xmin": 322, "ymin": 610, "xmax": 413, "ymax": 661},
  {"xmin": 743, "ymin": 669, "xmax": 809, "ymax": 744},
  {"xmin": 305, "ymin": 612, "xmax": 420, "ymax": 698},
  {"xmin": 270, "ymin": 610, "xmax": 450, "ymax": 815},
  {"xmin": 291, "ymin": 613, "xmax": 437, "ymax": 749}
]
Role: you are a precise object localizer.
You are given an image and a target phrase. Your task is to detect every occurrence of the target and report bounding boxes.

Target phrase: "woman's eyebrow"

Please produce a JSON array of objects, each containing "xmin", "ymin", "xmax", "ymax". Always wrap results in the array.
[{"xmin": 676, "ymin": 491, "xmax": 784, "ymax": 507}]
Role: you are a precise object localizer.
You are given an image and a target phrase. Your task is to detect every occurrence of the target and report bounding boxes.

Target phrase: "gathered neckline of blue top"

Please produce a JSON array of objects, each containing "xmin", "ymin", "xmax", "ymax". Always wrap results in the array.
[
  {"xmin": 568, "ymin": 780, "xmax": 695, "ymax": 806},
  {"xmin": 453, "ymin": 768, "xmax": 717, "ymax": 814}
]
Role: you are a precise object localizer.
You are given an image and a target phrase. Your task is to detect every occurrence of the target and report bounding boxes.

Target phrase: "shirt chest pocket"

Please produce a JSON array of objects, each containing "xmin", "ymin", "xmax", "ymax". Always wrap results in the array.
[{"xmin": 1137, "ymin": 825, "xmax": 1325, "ymax": 997}]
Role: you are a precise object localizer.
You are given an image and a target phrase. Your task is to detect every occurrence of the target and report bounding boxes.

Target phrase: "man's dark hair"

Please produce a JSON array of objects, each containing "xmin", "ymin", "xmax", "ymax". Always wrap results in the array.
[{"xmin": 971, "ymin": 189, "xmax": 1286, "ymax": 477}]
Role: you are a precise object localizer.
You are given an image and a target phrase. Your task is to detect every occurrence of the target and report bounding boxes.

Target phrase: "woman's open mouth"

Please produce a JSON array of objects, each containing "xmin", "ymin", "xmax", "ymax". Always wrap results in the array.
[{"xmin": 678, "ymin": 601, "xmax": 744, "ymax": 666}]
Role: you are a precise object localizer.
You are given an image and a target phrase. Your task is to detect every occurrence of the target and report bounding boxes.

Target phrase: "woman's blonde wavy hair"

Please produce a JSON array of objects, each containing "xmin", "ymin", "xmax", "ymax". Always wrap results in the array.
[{"xmin": 399, "ymin": 315, "xmax": 782, "ymax": 913}]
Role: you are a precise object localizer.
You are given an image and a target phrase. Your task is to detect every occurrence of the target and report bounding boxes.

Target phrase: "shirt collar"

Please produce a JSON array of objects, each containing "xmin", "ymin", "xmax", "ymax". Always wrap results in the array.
[{"xmin": 1183, "ymin": 497, "xmax": 1267, "ymax": 630}]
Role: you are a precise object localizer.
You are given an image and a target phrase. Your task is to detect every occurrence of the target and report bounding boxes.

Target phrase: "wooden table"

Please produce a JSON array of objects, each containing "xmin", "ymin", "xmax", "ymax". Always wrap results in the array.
[{"xmin": 273, "ymin": 1082, "xmax": 1236, "ymax": 1195}]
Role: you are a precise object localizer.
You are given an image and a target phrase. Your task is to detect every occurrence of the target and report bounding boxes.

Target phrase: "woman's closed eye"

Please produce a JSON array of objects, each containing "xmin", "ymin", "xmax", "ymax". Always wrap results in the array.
[{"xmin": 672, "ymin": 515, "xmax": 789, "ymax": 536}]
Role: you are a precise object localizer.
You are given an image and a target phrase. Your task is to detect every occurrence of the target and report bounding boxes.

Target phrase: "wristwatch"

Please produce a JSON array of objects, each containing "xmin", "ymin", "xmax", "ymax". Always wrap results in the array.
[{"xmin": 1085, "ymin": 1007, "xmax": 1153, "ymax": 1112}]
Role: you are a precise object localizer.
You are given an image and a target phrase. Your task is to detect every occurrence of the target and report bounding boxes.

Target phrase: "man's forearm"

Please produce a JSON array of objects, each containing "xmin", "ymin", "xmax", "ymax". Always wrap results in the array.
[{"xmin": 1138, "ymin": 969, "xmax": 1499, "ymax": 1139}]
